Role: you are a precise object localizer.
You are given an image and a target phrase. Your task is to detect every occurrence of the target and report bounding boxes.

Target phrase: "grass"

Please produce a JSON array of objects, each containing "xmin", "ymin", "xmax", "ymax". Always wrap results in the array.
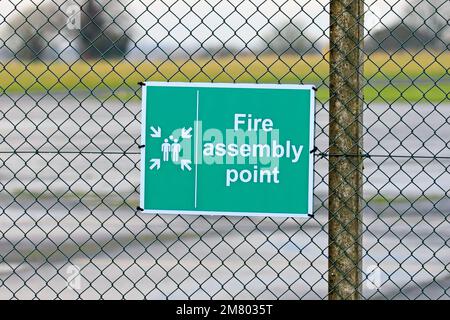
[
  {"xmin": 367, "ymin": 193, "xmax": 444, "ymax": 205},
  {"xmin": 0, "ymin": 51, "xmax": 449, "ymax": 103}
]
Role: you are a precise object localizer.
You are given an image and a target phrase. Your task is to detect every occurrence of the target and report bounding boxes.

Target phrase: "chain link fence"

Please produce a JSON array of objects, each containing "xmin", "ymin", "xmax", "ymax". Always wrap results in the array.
[{"xmin": 0, "ymin": 0, "xmax": 449, "ymax": 299}]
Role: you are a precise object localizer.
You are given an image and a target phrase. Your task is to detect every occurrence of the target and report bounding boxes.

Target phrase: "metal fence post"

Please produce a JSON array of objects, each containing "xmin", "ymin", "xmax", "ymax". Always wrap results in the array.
[{"xmin": 328, "ymin": 0, "xmax": 364, "ymax": 300}]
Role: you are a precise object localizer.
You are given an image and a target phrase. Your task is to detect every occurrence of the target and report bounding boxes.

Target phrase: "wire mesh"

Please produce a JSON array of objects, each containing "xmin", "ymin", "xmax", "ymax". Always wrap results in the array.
[{"xmin": 0, "ymin": 0, "xmax": 449, "ymax": 299}]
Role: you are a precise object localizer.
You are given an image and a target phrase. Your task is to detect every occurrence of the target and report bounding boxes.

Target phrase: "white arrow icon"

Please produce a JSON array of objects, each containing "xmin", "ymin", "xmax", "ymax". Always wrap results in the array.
[
  {"xmin": 150, "ymin": 126, "xmax": 161, "ymax": 138},
  {"xmin": 180, "ymin": 159, "xmax": 192, "ymax": 171},
  {"xmin": 149, "ymin": 158, "xmax": 161, "ymax": 170},
  {"xmin": 181, "ymin": 127, "xmax": 192, "ymax": 139}
]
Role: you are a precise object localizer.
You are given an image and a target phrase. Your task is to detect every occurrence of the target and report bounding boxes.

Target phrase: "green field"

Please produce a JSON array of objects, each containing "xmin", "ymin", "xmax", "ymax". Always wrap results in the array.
[{"xmin": 1, "ymin": 51, "xmax": 449, "ymax": 103}]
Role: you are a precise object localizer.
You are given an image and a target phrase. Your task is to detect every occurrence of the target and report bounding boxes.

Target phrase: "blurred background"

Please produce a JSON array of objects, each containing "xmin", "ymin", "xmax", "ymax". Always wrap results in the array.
[{"xmin": 0, "ymin": 0, "xmax": 449, "ymax": 299}]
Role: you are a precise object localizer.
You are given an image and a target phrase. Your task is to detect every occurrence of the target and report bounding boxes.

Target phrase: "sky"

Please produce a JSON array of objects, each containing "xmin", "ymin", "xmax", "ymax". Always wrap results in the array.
[{"xmin": 0, "ymin": 0, "xmax": 437, "ymax": 57}]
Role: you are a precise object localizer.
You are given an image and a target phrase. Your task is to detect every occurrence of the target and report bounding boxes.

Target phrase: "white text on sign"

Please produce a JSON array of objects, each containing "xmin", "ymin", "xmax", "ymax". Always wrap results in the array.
[{"xmin": 201, "ymin": 114, "xmax": 304, "ymax": 187}]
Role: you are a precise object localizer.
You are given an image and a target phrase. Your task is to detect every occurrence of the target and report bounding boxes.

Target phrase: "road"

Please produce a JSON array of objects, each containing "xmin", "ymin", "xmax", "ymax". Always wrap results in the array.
[{"xmin": 1, "ymin": 92, "xmax": 449, "ymax": 299}]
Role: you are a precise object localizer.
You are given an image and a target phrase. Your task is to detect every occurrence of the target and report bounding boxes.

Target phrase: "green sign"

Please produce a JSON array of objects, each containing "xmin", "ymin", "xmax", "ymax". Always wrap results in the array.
[{"xmin": 140, "ymin": 82, "xmax": 315, "ymax": 217}]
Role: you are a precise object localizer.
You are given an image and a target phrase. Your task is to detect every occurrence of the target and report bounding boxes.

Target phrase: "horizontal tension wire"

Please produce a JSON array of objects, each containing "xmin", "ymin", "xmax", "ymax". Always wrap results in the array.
[{"xmin": 1, "ymin": 150, "xmax": 450, "ymax": 160}]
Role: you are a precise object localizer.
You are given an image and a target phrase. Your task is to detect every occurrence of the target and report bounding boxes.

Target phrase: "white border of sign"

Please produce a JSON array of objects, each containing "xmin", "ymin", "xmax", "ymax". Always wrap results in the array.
[{"xmin": 140, "ymin": 82, "xmax": 316, "ymax": 218}]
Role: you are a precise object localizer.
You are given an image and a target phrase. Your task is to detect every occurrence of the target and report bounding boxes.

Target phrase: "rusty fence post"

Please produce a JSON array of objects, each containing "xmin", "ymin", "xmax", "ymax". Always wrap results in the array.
[{"xmin": 328, "ymin": 0, "xmax": 364, "ymax": 300}]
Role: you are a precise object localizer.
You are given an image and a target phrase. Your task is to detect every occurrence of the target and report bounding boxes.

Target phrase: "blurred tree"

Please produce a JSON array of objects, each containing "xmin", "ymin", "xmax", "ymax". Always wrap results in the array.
[
  {"xmin": 365, "ymin": 0, "xmax": 449, "ymax": 53},
  {"xmin": 16, "ymin": 27, "xmax": 45, "ymax": 60},
  {"xmin": 5, "ymin": 0, "xmax": 130, "ymax": 61},
  {"xmin": 404, "ymin": 0, "xmax": 449, "ymax": 49},
  {"xmin": 365, "ymin": 22, "xmax": 435, "ymax": 54},
  {"xmin": 79, "ymin": 0, "xmax": 130, "ymax": 59},
  {"xmin": 6, "ymin": 1, "xmax": 64, "ymax": 61},
  {"xmin": 261, "ymin": 20, "xmax": 317, "ymax": 56}
]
